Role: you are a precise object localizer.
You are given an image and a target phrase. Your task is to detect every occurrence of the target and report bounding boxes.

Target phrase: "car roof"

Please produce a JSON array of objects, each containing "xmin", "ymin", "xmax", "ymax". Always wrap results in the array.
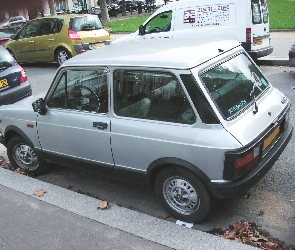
[{"xmin": 62, "ymin": 38, "xmax": 241, "ymax": 69}]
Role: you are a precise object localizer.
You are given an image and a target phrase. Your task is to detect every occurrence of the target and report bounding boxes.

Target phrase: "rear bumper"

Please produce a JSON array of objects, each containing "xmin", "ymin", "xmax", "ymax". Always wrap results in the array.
[
  {"xmin": 74, "ymin": 40, "xmax": 111, "ymax": 54},
  {"xmin": 0, "ymin": 82, "xmax": 32, "ymax": 105},
  {"xmin": 247, "ymin": 46, "xmax": 273, "ymax": 60},
  {"xmin": 210, "ymin": 124, "xmax": 293, "ymax": 199}
]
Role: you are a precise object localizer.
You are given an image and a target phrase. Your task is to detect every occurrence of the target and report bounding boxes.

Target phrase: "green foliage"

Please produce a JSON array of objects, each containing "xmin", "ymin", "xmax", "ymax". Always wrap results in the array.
[
  {"xmin": 267, "ymin": 0, "xmax": 295, "ymax": 29},
  {"xmin": 103, "ymin": 15, "xmax": 150, "ymax": 33}
]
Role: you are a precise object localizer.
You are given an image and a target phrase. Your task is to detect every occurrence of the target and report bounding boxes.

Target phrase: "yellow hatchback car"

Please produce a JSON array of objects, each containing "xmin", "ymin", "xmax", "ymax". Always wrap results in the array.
[{"xmin": 4, "ymin": 14, "xmax": 111, "ymax": 66}]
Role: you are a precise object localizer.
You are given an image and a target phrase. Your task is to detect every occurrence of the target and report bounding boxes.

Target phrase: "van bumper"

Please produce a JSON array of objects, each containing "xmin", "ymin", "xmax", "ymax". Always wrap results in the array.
[
  {"xmin": 210, "ymin": 124, "xmax": 293, "ymax": 199},
  {"xmin": 247, "ymin": 46, "xmax": 273, "ymax": 60}
]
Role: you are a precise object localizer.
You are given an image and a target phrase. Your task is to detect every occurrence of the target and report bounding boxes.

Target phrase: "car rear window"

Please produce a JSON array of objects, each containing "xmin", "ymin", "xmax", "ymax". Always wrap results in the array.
[
  {"xmin": 200, "ymin": 53, "xmax": 270, "ymax": 120},
  {"xmin": 0, "ymin": 48, "xmax": 14, "ymax": 69},
  {"xmin": 70, "ymin": 15, "xmax": 104, "ymax": 32}
]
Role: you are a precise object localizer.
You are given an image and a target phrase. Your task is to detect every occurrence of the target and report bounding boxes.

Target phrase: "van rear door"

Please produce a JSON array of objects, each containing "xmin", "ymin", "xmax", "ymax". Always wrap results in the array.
[{"xmin": 248, "ymin": 0, "xmax": 272, "ymax": 58}]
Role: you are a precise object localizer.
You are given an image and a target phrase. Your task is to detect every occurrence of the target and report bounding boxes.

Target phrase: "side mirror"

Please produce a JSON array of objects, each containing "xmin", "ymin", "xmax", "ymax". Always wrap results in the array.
[
  {"xmin": 32, "ymin": 98, "xmax": 47, "ymax": 115},
  {"xmin": 10, "ymin": 34, "xmax": 16, "ymax": 40},
  {"xmin": 139, "ymin": 25, "xmax": 145, "ymax": 35}
]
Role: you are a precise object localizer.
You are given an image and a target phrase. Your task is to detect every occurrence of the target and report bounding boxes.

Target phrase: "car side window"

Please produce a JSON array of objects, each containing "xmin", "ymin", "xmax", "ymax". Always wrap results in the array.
[
  {"xmin": 113, "ymin": 70, "xmax": 195, "ymax": 124},
  {"xmin": 144, "ymin": 11, "xmax": 172, "ymax": 33},
  {"xmin": 40, "ymin": 18, "xmax": 57, "ymax": 35},
  {"xmin": 47, "ymin": 69, "xmax": 109, "ymax": 113},
  {"xmin": 17, "ymin": 20, "xmax": 39, "ymax": 38}
]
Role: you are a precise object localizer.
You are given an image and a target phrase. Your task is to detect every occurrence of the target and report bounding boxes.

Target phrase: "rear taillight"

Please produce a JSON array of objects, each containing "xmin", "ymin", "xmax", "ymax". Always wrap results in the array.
[
  {"xmin": 246, "ymin": 28, "xmax": 251, "ymax": 43},
  {"xmin": 233, "ymin": 147, "xmax": 260, "ymax": 178},
  {"xmin": 18, "ymin": 65, "xmax": 27, "ymax": 83},
  {"xmin": 68, "ymin": 29, "xmax": 81, "ymax": 40}
]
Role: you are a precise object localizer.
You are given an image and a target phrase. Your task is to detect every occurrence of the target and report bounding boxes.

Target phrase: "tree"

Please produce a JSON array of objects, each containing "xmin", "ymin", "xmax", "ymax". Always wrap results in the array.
[{"xmin": 98, "ymin": 0, "xmax": 110, "ymax": 22}]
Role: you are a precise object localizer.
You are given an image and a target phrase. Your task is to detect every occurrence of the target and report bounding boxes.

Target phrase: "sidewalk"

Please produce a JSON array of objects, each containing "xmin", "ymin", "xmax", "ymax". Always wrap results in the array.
[{"xmin": 0, "ymin": 167, "xmax": 256, "ymax": 250}]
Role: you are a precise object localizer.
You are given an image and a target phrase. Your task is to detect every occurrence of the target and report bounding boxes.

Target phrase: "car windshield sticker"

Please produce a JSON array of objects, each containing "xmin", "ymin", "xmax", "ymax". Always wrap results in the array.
[{"xmin": 228, "ymin": 100, "xmax": 247, "ymax": 116}]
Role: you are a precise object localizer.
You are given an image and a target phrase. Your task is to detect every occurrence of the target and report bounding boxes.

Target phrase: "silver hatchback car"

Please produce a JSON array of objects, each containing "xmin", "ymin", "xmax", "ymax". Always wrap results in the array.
[{"xmin": 0, "ymin": 38, "xmax": 292, "ymax": 222}]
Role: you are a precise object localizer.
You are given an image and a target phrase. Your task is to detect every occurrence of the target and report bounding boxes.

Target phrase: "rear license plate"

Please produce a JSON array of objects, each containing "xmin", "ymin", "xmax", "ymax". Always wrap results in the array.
[
  {"xmin": 263, "ymin": 125, "xmax": 280, "ymax": 150},
  {"xmin": 0, "ymin": 78, "xmax": 8, "ymax": 88},
  {"xmin": 91, "ymin": 42, "xmax": 105, "ymax": 49},
  {"xmin": 254, "ymin": 39, "xmax": 262, "ymax": 45}
]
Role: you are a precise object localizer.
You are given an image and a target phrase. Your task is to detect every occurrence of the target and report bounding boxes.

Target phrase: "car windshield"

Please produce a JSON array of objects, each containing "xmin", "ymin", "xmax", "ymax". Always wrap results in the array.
[
  {"xmin": 71, "ymin": 15, "xmax": 104, "ymax": 31},
  {"xmin": 0, "ymin": 48, "xmax": 14, "ymax": 69},
  {"xmin": 200, "ymin": 53, "xmax": 270, "ymax": 119}
]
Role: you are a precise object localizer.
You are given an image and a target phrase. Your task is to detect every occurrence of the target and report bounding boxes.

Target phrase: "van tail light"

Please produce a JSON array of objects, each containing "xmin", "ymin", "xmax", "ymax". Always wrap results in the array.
[
  {"xmin": 18, "ymin": 65, "xmax": 27, "ymax": 83},
  {"xmin": 246, "ymin": 28, "xmax": 251, "ymax": 43},
  {"xmin": 68, "ymin": 29, "xmax": 81, "ymax": 40}
]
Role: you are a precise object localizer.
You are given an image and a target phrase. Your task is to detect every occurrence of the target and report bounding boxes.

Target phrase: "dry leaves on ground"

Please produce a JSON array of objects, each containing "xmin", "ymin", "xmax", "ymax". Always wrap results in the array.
[
  {"xmin": 97, "ymin": 201, "xmax": 110, "ymax": 210},
  {"xmin": 208, "ymin": 220, "xmax": 284, "ymax": 250},
  {"xmin": 34, "ymin": 189, "xmax": 46, "ymax": 197}
]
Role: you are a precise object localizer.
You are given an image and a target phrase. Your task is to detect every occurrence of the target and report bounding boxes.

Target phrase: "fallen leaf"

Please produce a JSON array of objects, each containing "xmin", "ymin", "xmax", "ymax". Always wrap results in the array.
[
  {"xmin": 34, "ymin": 189, "xmax": 46, "ymax": 197},
  {"xmin": 257, "ymin": 210, "xmax": 264, "ymax": 216},
  {"xmin": 158, "ymin": 215, "xmax": 170, "ymax": 220},
  {"xmin": 97, "ymin": 201, "xmax": 110, "ymax": 210}
]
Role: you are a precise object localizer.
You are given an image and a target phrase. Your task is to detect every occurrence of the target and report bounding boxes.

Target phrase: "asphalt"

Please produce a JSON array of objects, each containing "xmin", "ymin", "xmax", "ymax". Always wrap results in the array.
[{"xmin": 0, "ymin": 13, "xmax": 294, "ymax": 249}]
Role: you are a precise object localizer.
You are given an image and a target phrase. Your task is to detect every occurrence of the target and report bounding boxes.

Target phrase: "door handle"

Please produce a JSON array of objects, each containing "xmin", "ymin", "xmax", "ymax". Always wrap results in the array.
[
  {"xmin": 93, "ymin": 122, "xmax": 108, "ymax": 130},
  {"xmin": 29, "ymin": 40, "xmax": 34, "ymax": 43},
  {"xmin": 48, "ymin": 38, "xmax": 54, "ymax": 41}
]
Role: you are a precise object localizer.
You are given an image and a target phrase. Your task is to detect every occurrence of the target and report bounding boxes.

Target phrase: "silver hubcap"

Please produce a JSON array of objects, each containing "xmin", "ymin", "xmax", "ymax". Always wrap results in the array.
[
  {"xmin": 58, "ymin": 51, "xmax": 68, "ymax": 65},
  {"xmin": 163, "ymin": 177, "xmax": 200, "ymax": 215},
  {"xmin": 13, "ymin": 144, "xmax": 39, "ymax": 171}
]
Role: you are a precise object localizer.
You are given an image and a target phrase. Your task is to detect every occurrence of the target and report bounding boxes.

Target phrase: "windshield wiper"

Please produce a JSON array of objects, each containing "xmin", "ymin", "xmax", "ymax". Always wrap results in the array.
[{"xmin": 250, "ymin": 82, "xmax": 258, "ymax": 114}]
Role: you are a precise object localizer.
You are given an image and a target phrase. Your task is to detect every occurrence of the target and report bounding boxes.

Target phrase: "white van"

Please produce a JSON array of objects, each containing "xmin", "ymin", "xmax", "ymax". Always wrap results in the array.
[{"xmin": 113, "ymin": 0, "xmax": 273, "ymax": 59}]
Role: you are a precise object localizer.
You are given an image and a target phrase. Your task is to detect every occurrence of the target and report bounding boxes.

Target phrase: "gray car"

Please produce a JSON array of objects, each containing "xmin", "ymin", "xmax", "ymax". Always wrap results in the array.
[{"xmin": 0, "ymin": 38, "xmax": 292, "ymax": 223}]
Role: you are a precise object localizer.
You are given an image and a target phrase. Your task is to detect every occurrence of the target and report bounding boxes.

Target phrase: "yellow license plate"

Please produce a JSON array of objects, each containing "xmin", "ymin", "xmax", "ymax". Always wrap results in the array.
[
  {"xmin": 91, "ymin": 43, "xmax": 105, "ymax": 49},
  {"xmin": 254, "ymin": 39, "xmax": 262, "ymax": 45},
  {"xmin": 263, "ymin": 126, "xmax": 280, "ymax": 150},
  {"xmin": 0, "ymin": 78, "xmax": 8, "ymax": 88}
]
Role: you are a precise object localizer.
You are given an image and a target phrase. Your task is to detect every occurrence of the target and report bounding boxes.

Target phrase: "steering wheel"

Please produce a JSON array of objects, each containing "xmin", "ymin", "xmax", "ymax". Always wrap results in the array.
[
  {"xmin": 80, "ymin": 85, "xmax": 100, "ymax": 112},
  {"xmin": 151, "ymin": 26, "xmax": 162, "ymax": 32}
]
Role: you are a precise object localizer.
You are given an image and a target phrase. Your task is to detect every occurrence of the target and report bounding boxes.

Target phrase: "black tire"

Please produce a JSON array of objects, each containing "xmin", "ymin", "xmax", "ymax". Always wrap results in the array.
[
  {"xmin": 155, "ymin": 167, "xmax": 212, "ymax": 223},
  {"xmin": 7, "ymin": 135, "xmax": 47, "ymax": 175},
  {"xmin": 55, "ymin": 48, "xmax": 71, "ymax": 66}
]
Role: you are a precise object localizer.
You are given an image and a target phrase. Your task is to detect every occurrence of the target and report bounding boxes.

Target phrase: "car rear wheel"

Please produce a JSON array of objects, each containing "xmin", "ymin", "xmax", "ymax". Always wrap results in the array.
[
  {"xmin": 55, "ymin": 48, "xmax": 71, "ymax": 66},
  {"xmin": 155, "ymin": 167, "xmax": 212, "ymax": 223},
  {"xmin": 7, "ymin": 135, "xmax": 47, "ymax": 175}
]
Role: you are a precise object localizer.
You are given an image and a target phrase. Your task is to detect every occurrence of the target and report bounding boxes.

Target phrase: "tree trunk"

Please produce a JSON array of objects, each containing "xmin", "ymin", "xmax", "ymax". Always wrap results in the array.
[
  {"xmin": 99, "ymin": 0, "xmax": 110, "ymax": 22},
  {"xmin": 49, "ymin": 0, "xmax": 55, "ymax": 15}
]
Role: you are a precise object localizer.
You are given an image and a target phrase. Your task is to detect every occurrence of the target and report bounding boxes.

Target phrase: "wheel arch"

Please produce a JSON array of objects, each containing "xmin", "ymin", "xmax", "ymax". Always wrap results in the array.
[
  {"xmin": 4, "ymin": 125, "xmax": 43, "ymax": 159},
  {"xmin": 54, "ymin": 44, "xmax": 75, "ymax": 58},
  {"xmin": 147, "ymin": 157, "xmax": 223, "ymax": 199}
]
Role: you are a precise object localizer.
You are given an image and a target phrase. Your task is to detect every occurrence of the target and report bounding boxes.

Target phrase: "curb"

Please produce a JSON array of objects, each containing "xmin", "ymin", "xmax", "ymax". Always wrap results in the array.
[{"xmin": 256, "ymin": 58, "xmax": 290, "ymax": 66}]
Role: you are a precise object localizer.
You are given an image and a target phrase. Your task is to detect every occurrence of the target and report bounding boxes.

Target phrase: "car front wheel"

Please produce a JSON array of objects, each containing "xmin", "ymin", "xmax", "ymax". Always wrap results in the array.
[
  {"xmin": 55, "ymin": 48, "xmax": 71, "ymax": 66},
  {"xmin": 7, "ymin": 135, "xmax": 47, "ymax": 175},
  {"xmin": 155, "ymin": 167, "xmax": 212, "ymax": 223}
]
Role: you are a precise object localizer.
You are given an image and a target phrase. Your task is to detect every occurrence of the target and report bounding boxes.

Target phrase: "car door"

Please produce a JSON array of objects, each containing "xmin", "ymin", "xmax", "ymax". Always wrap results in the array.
[
  {"xmin": 36, "ymin": 67, "xmax": 114, "ymax": 173},
  {"xmin": 34, "ymin": 18, "xmax": 58, "ymax": 61},
  {"xmin": 12, "ymin": 20, "xmax": 39, "ymax": 62}
]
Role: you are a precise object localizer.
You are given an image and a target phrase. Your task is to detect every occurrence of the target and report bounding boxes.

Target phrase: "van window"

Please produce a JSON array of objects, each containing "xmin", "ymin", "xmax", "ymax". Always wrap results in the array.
[
  {"xmin": 113, "ymin": 70, "xmax": 195, "ymax": 124},
  {"xmin": 200, "ymin": 53, "xmax": 270, "ymax": 119},
  {"xmin": 144, "ymin": 10, "xmax": 172, "ymax": 34},
  {"xmin": 251, "ymin": 0, "xmax": 268, "ymax": 24}
]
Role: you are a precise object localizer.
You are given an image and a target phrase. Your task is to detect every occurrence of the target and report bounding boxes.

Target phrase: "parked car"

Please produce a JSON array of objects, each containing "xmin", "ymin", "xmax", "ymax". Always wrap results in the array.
[
  {"xmin": 289, "ymin": 42, "xmax": 295, "ymax": 66},
  {"xmin": 4, "ymin": 14, "xmax": 111, "ymax": 66},
  {"xmin": 0, "ymin": 27, "xmax": 17, "ymax": 46},
  {"xmin": 88, "ymin": 6, "xmax": 101, "ymax": 16},
  {"xmin": 0, "ymin": 39, "xmax": 292, "ymax": 222},
  {"xmin": 0, "ymin": 46, "xmax": 32, "ymax": 105},
  {"xmin": 1, "ymin": 16, "xmax": 27, "ymax": 29},
  {"xmin": 118, "ymin": 0, "xmax": 138, "ymax": 11}
]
